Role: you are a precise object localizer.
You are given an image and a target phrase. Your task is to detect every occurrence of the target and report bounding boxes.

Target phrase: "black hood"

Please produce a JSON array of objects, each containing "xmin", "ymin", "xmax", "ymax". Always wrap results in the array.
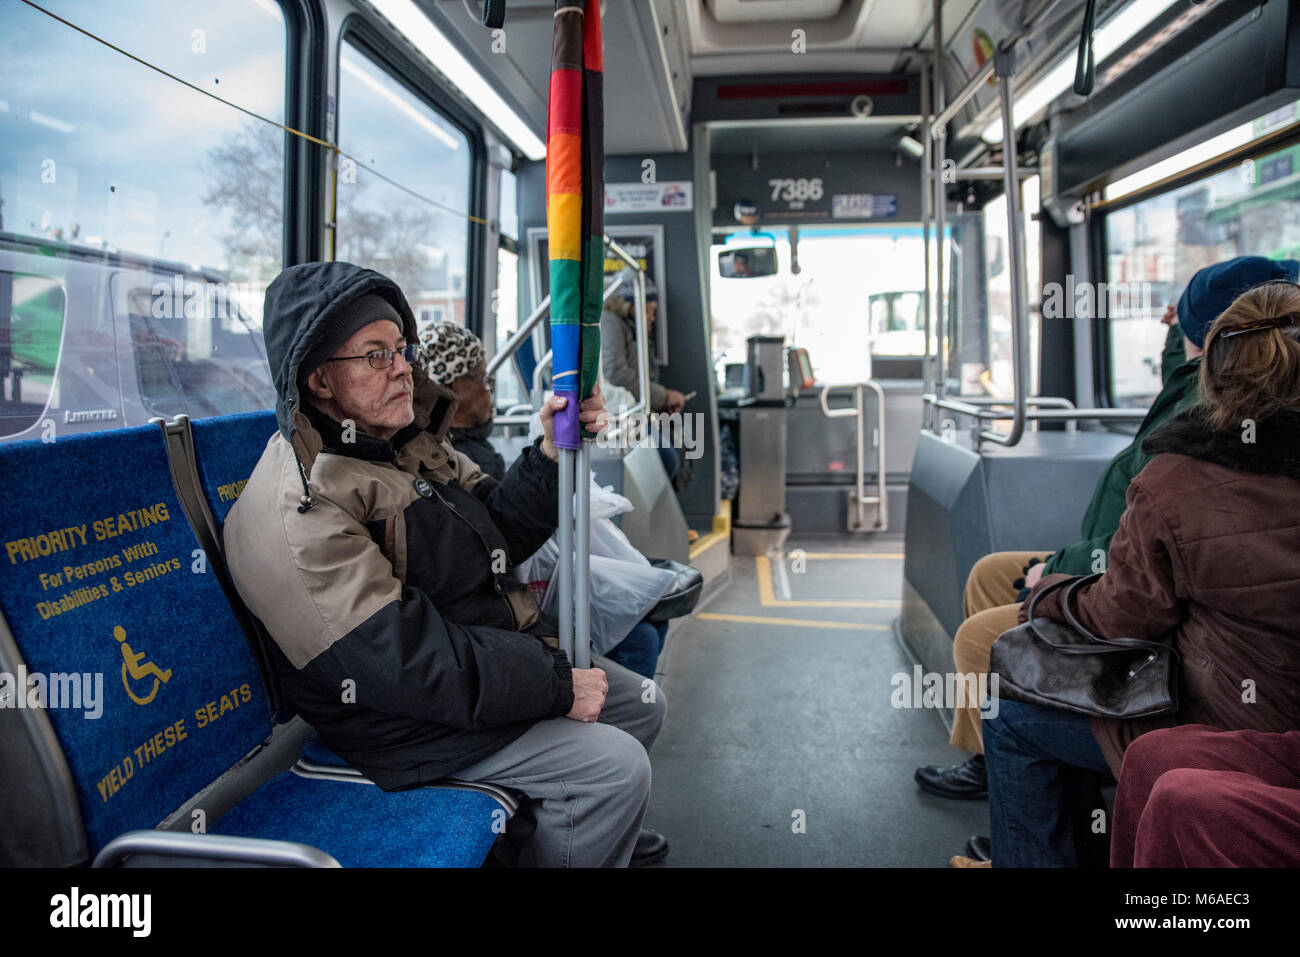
[
  {"xmin": 1142, "ymin": 408, "xmax": 1300, "ymax": 479},
  {"xmin": 261, "ymin": 261, "xmax": 458, "ymax": 474}
]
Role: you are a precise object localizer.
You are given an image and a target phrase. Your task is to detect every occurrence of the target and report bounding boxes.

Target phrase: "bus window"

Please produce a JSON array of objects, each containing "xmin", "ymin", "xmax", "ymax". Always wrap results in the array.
[
  {"xmin": 0, "ymin": 1, "xmax": 286, "ymax": 437},
  {"xmin": 336, "ymin": 39, "xmax": 471, "ymax": 332},
  {"xmin": 494, "ymin": 245, "xmax": 525, "ymax": 409},
  {"xmin": 869, "ymin": 291, "xmax": 925, "ymax": 355},
  {"xmin": 0, "ymin": 273, "xmax": 65, "ymax": 439},
  {"xmin": 0, "ymin": 0, "xmax": 286, "ymax": 281},
  {"xmin": 499, "ymin": 167, "xmax": 519, "ymax": 247},
  {"xmin": 710, "ymin": 227, "xmax": 936, "ymax": 385},
  {"xmin": 111, "ymin": 269, "xmax": 277, "ymax": 420},
  {"xmin": 1105, "ymin": 99, "xmax": 1300, "ymax": 407},
  {"xmin": 493, "ymin": 168, "xmax": 525, "ymax": 410},
  {"xmin": 971, "ymin": 176, "xmax": 1041, "ymax": 402}
]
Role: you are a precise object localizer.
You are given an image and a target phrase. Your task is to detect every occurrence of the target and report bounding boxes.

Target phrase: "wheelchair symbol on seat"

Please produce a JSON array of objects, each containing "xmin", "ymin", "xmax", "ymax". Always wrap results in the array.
[{"xmin": 115, "ymin": 625, "xmax": 172, "ymax": 706}]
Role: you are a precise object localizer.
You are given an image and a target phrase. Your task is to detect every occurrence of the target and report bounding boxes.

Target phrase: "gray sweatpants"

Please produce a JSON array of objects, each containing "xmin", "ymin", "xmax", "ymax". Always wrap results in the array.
[{"xmin": 453, "ymin": 653, "xmax": 667, "ymax": 867}]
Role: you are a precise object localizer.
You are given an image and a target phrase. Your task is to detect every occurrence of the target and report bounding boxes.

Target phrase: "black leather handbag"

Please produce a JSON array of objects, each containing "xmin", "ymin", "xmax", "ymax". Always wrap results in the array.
[{"xmin": 989, "ymin": 574, "xmax": 1179, "ymax": 719}]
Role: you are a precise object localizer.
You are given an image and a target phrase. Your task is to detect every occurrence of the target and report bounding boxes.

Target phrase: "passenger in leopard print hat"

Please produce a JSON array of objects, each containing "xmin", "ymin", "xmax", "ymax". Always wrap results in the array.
[
  {"xmin": 416, "ymin": 320, "xmax": 504, "ymax": 479},
  {"xmin": 417, "ymin": 319, "xmax": 487, "ymax": 387}
]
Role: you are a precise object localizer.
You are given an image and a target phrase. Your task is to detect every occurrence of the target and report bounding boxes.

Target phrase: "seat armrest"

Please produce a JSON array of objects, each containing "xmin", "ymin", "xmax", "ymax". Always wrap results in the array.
[
  {"xmin": 93, "ymin": 830, "xmax": 339, "ymax": 868},
  {"xmin": 290, "ymin": 760, "xmax": 521, "ymax": 816}
]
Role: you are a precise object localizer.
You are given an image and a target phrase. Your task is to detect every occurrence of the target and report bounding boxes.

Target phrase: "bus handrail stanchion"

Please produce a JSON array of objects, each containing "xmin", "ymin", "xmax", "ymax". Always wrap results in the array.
[
  {"xmin": 574, "ymin": 439, "xmax": 591, "ymax": 669},
  {"xmin": 932, "ymin": 0, "xmax": 947, "ymax": 423},
  {"xmin": 980, "ymin": 45, "xmax": 1030, "ymax": 449},
  {"xmin": 557, "ymin": 448, "xmax": 575, "ymax": 664},
  {"xmin": 920, "ymin": 58, "xmax": 934, "ymax": 432},
  {"xmin": 819, "ymin": 381, "xmax": 888, "ymax": 531}
]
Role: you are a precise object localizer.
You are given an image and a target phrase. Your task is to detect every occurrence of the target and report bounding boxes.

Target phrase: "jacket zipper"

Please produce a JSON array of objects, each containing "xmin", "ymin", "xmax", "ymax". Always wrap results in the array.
[{"xmin": 427, "ymin": 484, "xmax": 517, "ymax": 628}]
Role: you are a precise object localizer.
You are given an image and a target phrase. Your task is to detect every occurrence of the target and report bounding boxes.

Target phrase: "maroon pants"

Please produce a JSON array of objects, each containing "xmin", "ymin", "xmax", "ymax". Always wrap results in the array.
[{"xmin": 1111, "ymin": 725, "xmax": 1300, "ymax": 867}]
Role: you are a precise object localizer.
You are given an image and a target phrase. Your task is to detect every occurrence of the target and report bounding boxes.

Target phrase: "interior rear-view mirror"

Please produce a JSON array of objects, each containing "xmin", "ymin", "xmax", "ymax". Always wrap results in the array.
[{"xmin": 718, "ymin": 247, "xmax": 778, "ymax": 278}]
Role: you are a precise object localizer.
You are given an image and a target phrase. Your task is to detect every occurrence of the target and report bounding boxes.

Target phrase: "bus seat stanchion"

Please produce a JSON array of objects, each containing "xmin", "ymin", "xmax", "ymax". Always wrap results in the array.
[
  {"xmin": 920, "ymin": 59, "xmax": 934, "ymax": 432},
  {"xmin": 818, "ymin": 381, "xmax": 888, "ymax": 532},
  {"xmin": 557, "ymin": 449, "xmax": 575, "ymax": 664},
  {"xmin": 987, "ymin": 45, "xmax": 1030, "ymax": 449},
  {"xmin": 574, "ymin": 439, "xmax": 591, "ymax": 669},
  {"xmin": 932, "ymin": 0, "xmax": 946, "ymax": 420}
]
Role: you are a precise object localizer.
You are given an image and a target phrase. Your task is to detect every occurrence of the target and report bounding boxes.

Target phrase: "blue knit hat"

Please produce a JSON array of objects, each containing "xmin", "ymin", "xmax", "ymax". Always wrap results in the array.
[{"xmin": 1177, "ymin": 256, "xmax": 1300, "ymax": 347}]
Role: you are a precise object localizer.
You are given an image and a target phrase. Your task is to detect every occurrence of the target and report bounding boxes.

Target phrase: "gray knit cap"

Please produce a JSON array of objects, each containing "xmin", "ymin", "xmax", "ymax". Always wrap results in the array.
[{"xmin": 298, "ymin": 293, "xmax": 404, "ymax": 384}]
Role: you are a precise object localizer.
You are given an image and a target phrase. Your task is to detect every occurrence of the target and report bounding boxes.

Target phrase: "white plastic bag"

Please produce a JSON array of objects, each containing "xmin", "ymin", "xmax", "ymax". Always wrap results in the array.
[
  {"xmin": 590, "ymin": 515, "xmax": 646, "ymax": 566},
  {"xmin": 515, "ymin": 480, "xmax": 635, "ymax": 597},
  {"xmin": 517, "ymin": 535, "xmax": 559, "ymax": 607},
  {"xmin": 562, "ymin": 554, "xmax": 675, "ymax": 655},
  {"xmin": 590, "ymin": 483, "xmax": 634, "ymax": 522},
  {"xmin": 515, "ymin": 486, "xmax": 675, "ymax": 654}
]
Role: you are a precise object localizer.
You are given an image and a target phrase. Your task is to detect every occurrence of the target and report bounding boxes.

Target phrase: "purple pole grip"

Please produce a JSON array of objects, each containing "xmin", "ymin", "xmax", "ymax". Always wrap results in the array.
[{"xmin": 554, "ymin": 390, "xmax": 581, "ymax": 449}]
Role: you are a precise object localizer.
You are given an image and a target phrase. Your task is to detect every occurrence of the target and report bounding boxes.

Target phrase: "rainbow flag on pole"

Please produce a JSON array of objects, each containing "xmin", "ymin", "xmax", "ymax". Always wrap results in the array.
[{"xmin": 547, "ymin": 0, "xmax": 604, "ymax": 448}]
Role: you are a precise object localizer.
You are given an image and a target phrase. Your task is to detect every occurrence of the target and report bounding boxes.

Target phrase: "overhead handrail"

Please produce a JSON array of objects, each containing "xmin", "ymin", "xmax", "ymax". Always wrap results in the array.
[
  {"xmin": 927, "ymin": 0, "xmax": 1067, "ymax": 140},
  {"xmin": 818, "ymin": 381, "xmax": 888, "ymax": 532},
  {"xmin": 950, "ymin": 167, "xmax": 1037, "ymax": 180},
  {"xmin": 921, "ymin": 0, "xmax": 1079, "ymax": 447}
]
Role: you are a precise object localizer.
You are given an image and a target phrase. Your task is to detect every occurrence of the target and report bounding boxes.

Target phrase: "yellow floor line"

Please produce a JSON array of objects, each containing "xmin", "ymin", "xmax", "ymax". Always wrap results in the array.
[
  {"xmin": 697, "ymin": 612, "xmax": 890, "ymax": 631},
  {"xmin": 755, "ymin": 555, "xmax": 902, "ymax": 608},
  {"xmin": 689, "ymin": 528, "xmax": 728, "ymax": 561}
]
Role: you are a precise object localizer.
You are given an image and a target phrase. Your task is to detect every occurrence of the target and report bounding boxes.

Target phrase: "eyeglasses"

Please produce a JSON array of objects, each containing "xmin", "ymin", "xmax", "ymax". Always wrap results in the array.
[
  {"xmin": 472, "ymin": 370, "xmax": 496, "ymax": 390},
  {"xmin": 326, "ymin": 343, "xmax": 416, "ymax": 370}
]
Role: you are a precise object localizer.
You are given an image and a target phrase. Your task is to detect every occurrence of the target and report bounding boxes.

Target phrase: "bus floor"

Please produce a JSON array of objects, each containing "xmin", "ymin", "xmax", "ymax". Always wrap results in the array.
[{"xmin": 645, "ymin": 533, "xmax": 989, "ymax": 867}]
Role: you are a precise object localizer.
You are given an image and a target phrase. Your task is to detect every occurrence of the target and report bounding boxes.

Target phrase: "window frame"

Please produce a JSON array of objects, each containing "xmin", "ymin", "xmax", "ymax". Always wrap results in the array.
[
  {"xmin": 280, "ymin": 0, "xmax": 330, "ymax": 266},
  {"xmin": 334, "ymin": 14, "xmax": 487, "ymax": 334}
]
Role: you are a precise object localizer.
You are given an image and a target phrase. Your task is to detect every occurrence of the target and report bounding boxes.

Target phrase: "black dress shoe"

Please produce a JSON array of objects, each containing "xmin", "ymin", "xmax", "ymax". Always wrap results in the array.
[
  {"xmin": 629, "ymin": 829, "xmax": 669, "ymax": 867},
  {"xmin": 966, "ymin": 835, "xmax": 991, "ymax": 862},
  {"xmin": 914, "ymin": 754, "xmax": 988, "ymax": 800}
]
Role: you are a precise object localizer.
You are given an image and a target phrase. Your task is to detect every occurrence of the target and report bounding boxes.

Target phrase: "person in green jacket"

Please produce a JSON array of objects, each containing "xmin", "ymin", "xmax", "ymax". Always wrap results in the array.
[{"xmin": 914, "ymin": 256, "xmax": 1300, "ymax": 831}]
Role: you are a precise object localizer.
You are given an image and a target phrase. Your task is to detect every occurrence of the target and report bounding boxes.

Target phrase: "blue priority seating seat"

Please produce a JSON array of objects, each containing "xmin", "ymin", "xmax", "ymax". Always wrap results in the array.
[
  {"xmin": 188, "ymin": 410, "xmax": 279, "ymax": 529},
  {"xmin": 187, "ymin": 411, "xmax": 351, "ymax": 776},
  {"xmin": 0, "ymin": 424, "xmax": 505, "ymax": 867}
]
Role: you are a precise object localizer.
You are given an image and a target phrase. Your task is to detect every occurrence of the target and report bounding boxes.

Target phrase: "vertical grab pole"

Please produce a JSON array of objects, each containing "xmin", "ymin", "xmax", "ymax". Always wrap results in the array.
[
  {"xmin": 932, "ymin": 0, "xmax": 947, "ymax": 411},
  {"xmin": 574, "ymin": 440, "xmax": 591, "ymax": 669},
  {"xmin": 991, "ymin": 46, "xmax": 1029, "ymax": 447},
  {"xmin": 636, "ymin": 268, "xmax": 650, "ymax": 416},
  {"xmin": 557, "ymin": 449, "xmax": 575, "ymax": 662},
  {"xmin": 920, "ymin": 62, "xmax": 934, "ymax": 430},
  {"xmin": 854, "ymin": 384, "xmax": 866, "ymax": 531}
]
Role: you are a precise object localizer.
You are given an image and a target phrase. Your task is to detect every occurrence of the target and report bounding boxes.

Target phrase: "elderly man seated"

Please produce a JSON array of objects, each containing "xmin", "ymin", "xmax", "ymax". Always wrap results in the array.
[{"xmin": 224, "ymin": 262, "xmax": 669, "ymax": 867}]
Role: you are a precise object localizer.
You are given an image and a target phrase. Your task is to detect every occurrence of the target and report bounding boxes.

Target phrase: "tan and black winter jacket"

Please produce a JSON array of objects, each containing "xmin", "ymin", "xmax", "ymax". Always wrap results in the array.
[{"xmin": 225, "ymin": 262, "xmax": 574, "ymax": 790}]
